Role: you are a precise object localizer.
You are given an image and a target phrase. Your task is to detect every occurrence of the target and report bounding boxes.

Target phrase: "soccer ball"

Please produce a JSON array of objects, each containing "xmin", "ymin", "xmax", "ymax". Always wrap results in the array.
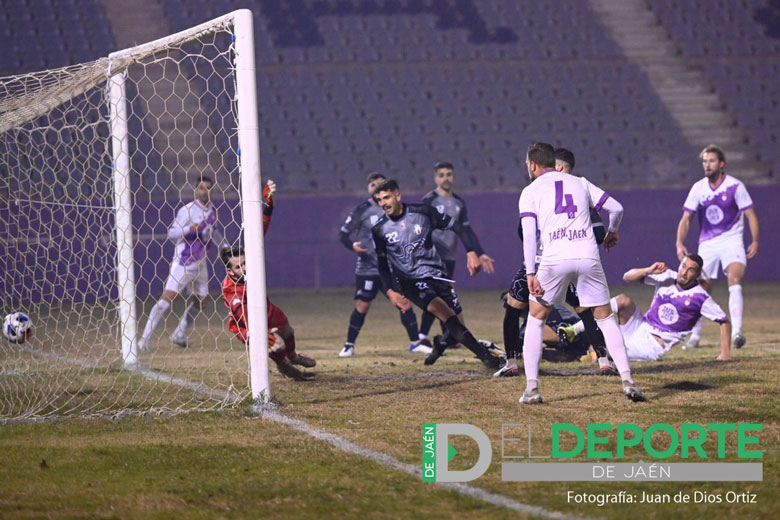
[{"xmin": 3, "ymin": 312, "xmax": 33, "ymax": 344}]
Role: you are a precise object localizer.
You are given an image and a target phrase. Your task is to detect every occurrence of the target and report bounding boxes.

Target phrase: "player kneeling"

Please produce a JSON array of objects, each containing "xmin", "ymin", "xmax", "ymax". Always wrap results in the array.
[{"xmin": 221, "ymin": 246, "xmax": 316, "ymax": 381}]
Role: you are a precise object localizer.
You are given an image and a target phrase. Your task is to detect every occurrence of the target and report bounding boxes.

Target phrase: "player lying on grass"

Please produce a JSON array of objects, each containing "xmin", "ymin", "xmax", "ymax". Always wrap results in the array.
[
  {"xmin": 615, "ymin": 255, "xmax": 731, "ymax": 362},
  {"xmin": 220, "ymin": 181, "xmax": 316, "ymax": 380},
  {"xmin": 494, "ymin": 294, "xmax": 610, "ymax": 376},
  {"xmin": 371, "ymin": 179, "xmax": 505, "ymax": 370}
]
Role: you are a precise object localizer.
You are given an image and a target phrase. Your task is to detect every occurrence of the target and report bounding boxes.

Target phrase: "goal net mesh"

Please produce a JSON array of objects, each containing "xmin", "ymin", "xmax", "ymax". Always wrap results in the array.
[{"xmin": 0, "ymin": 18, "xmax": 252, "ymax": 420}]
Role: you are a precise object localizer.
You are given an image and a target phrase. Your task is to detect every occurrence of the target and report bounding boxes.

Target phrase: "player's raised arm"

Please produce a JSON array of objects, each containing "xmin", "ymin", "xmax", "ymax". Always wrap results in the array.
[
  {"xmin": 262, "ymin": 179, "xmax": 276, "ymax": 234},
  {"xmin": 622, "ymin": 262, "xmax": 669, "ymax": 284}
]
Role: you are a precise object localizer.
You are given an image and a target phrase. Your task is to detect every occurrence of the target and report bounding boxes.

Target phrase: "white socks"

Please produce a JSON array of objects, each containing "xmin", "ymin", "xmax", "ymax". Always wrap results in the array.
[
  {"xmin": 729, "ymin": 284, "xmax": 743, "ymax": 335},
  {"xmin": 141, "ymin": 299, "xmax": 171, "ymax": 344},
  {"xmin": 596, "ymin": 313, "xmax": 633, "ymax": 384},
  {"xmin": 172, "ymin": 301, "xmax": 199, "ymax": 340},
  {"xmin": 522, "ymin": 315, "xmax": 544, "ymax": 391},
  {"xmin": 573, "ymin": 321, "xmax": 586, "ymax": 334}
]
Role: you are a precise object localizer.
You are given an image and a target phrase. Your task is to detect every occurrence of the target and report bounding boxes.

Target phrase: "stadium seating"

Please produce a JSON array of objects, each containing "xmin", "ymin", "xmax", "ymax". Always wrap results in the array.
[
  {"xmin": 2, "ymin": 0, "xmax": 777, "ymax": 192},
  {"xmin": 156, "ymin": 0, "xmax": 703, "ymax": 191},
  {"xmin": 0, "ymin": 0, "xmax": 114, "ymax": 71},
  {"xmin": 650, "ymin": 0, "xmax": 780, "ymax": 170}
]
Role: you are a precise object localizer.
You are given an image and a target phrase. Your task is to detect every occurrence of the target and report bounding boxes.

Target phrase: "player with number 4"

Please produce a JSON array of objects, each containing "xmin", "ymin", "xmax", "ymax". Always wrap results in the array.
[{"xmin": 517, "ymin": 142, "xmax": 644, "ymax": 404}]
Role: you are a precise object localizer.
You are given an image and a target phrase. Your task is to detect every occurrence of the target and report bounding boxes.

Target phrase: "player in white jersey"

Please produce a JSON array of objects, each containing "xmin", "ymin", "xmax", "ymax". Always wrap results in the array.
[
  {"xmin": 614, "ymin": 255, "xmax": 731, "ymax": 361},
  {"xmin": 517, "ymin": 142, "xmax": 644, "ymax": 403},
  {"xmin": 138, "ymin": 176, "xmax": 226, "ymax": 351},
  {"xmin": 676, "ymin": 145, "xmax": 759, "ymax": 350}
]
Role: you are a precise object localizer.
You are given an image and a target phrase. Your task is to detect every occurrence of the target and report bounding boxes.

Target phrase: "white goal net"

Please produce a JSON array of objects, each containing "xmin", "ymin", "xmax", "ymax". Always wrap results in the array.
[{"xmin": 0, "ymin": 10, "xmax": 269, "ymax": 421}]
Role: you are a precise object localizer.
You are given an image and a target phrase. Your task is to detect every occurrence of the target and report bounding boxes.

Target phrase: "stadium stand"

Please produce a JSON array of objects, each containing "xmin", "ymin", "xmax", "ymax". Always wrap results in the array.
[
  {"xmin": 650, "ymin": 0, "xmax": 780, "ymax": 172},
  {"xmin": 2, "ymin": 0, "xmax": 777, "ymax": 193},
  {"xmin": 157, "ymin": 0, "xmax": 704, "ymax": 191},
  {"xmin": 0, "ymin": 0, "xmax": 114, "ymax": 71}
]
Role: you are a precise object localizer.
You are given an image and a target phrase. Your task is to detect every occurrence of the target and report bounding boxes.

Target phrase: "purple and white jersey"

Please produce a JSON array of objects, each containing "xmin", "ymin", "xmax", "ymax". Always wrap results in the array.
[
  {"xmin": 683, "ymin": 174, "xmax": 753, "ymax": 243},
  {"xmin": 168, "ymin": 200, "xmax": 219, "ymax": 266},
  {"xmin": 642, "ymin": 269, "xmax": 728, "ymax": 349},
  {"xmin": 518, "ymin": 170, "xmax": 609, "ymax": 263}
]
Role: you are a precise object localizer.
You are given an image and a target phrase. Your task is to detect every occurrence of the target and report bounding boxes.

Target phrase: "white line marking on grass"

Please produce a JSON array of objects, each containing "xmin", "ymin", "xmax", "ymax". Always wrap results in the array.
[
  {"xmin": 257, "ymin": 405, "xmax": 598, "ymax": 520},
  {"xmin": 4, "ymin": 347, "xmax": 596, "ymax": 519}
]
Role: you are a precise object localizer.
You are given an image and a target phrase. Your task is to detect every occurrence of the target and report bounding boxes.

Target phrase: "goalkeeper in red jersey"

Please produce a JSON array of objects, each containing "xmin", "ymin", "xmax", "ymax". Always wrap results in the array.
[{"xmin": 221, "ymin": 180, "xmax": 316, "ymax": 380}]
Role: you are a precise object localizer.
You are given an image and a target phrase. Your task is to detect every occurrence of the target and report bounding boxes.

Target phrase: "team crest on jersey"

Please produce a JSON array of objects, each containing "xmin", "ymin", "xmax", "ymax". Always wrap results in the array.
[
  {"xmin": 658, "ymin": 303, "xmax": 679, "ymax": 325},
  {"xmin": 436, "ymin": 205, "xmax": 445, "ymax": 214},
  {"xmin": 385, "ymin": 231, "xmax": 399, "ymax": 244},
  {"xmin": 705, "ymin": 205, "xmax": 724, "ymax": 225},
  {"xmin": 414, "ymin": 224, "xmax": 422, "ymax": 235},
  {"xmin": 721, "ymin": 194, "xmax": 728, "ymax": 202},
  {"xmin": 370, "ymin": 215, "xmax": 379, "ymax": 225}
]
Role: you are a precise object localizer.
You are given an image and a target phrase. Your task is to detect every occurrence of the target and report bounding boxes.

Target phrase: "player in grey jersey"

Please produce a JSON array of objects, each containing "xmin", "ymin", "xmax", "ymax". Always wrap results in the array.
[
  {"xmin": 419, "ymin": 161, "xmax": 495, "ymax": 346},
  {"xmin": 371, "ymin": 179, "xmax": 505, "ymax": 370},
  {"xmin": 338, "ymin": 173, "xmax": 429, "ymax": 357}
]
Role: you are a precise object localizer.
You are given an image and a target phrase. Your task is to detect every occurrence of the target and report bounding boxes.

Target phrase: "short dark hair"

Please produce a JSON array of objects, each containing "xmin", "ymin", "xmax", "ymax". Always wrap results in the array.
[
  {"xmin": 554, "ymin": 148, "xmax": 576, "ymax": 170},
  {"xmin": 527, "ymin": 142, "xmax": 556, "ymax": 169},
  {"xmin": 221, "ymin": 245, "xmax": 244, "ymax": 266},
  {"xmin": 685, "ymin": 253, "xmax": 704, "ymax": 272},
  {"xmin": 366, "ymin": 171, "xmax": 386, "ymax": 184},
  {"xmin": 198, "ymin": 175, "xmax": 214, "ymax": 186},
  {"xmin": 374, "ymin": 179, "xmax": 400, "ymax": 195},
  {"xmin": 700, "ymin": 144, "xmax": 725, "ymax": 163},
  {"xmin": 434, "ymin": 161, "xmax": 454, "ymax": 171}
]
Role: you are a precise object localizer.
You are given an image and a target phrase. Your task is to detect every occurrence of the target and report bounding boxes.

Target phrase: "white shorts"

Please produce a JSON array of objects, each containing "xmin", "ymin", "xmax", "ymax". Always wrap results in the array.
[
  {"xmin": 611, "ymin": 297, "xmax": 667, "ymax": 361},
  {"xmin": 698, "ymin": 234, "xmax": 746, "ymax": 280},
  {"xmin": 163, "ymin": 259, "xmax": 209, "ymax": 297},
  {"xmin": 533, "ymin": 258, "xmax": 610, "ymax": 307}
]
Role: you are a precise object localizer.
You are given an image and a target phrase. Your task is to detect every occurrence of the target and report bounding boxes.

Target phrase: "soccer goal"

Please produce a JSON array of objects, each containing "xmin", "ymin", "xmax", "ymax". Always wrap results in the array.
[{"xmin": 0, "ymin": 10, "xmax": 271, "ymax": 421}]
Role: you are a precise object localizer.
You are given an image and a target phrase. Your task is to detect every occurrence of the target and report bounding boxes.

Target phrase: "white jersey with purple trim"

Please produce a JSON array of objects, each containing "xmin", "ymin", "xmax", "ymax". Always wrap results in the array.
[
  {"xmin": 642, "ymin": 269, "xmax": 728, "ymax": 349},
  {"xmin": 683, "ymin": 174, "xmax": 753, "ymax": 243},
  {"xmin": 518, "ymin": 170, "xmax": 608, "ymax": 263},
  {"xmin": 168, "ymin": 200, "xmax": 220, "ymax": 266}
]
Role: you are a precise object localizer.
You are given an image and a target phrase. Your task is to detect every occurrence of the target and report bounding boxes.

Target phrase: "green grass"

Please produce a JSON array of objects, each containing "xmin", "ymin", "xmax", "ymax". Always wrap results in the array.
[{"xmin": 1, "ymin": 283, "xmax": 778, "ymax": 519}]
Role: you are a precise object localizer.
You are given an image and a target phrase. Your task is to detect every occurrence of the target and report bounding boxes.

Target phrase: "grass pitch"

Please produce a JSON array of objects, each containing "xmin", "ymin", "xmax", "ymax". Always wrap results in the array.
[{"xmin": 1, "ymin": 282, "xmax": 778, "ymax": 519}]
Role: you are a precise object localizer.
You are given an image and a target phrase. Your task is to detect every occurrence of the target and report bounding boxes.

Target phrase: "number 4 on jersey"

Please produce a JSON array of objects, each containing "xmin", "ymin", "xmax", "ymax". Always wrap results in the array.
[{"xmin": 554, "ymin": 181, "xmax": 578, "ymax": 219}]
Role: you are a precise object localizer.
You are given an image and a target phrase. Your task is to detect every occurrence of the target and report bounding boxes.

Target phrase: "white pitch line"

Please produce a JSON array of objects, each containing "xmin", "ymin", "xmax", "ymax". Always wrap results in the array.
[
  {"xmin": 4, "ymin": 346, "xmax": 596, "ymax": 519},
  {"xmin": 256, "ymin": 405, "xmax": 598, "ymax": 520}
]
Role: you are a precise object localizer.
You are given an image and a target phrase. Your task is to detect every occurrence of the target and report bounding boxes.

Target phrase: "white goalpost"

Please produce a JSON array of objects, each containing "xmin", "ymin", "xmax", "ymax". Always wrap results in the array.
[{"xmin": 0, "ymin": 9, "xmax": 271, "ymax": 420}]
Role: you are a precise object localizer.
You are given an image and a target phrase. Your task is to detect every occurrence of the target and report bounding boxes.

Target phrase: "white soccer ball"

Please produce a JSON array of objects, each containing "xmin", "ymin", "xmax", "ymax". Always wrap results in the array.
[{"xmin": 3, "ymin": 312, "xmax": 33, "ymax": 344}]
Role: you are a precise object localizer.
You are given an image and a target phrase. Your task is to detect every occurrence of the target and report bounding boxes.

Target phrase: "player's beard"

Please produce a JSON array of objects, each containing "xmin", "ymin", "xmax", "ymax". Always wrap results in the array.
[
  {"xmin": 677, "ymin": 277, "xmax": 697, "ymax": 290},
  {"xmin": 705, "ymin": 169, "xmax": 722, "ymax": 183}
]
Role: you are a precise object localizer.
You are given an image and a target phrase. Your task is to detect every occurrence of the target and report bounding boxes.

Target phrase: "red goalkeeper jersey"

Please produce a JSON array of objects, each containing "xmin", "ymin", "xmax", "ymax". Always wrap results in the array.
[
  {"xmin": 222, "ymin": 275, "xmax": 249, "ymax": 341},
  {"xmin": 223, "ymin": 190, "xmax": 272, "ymax": 341}
]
